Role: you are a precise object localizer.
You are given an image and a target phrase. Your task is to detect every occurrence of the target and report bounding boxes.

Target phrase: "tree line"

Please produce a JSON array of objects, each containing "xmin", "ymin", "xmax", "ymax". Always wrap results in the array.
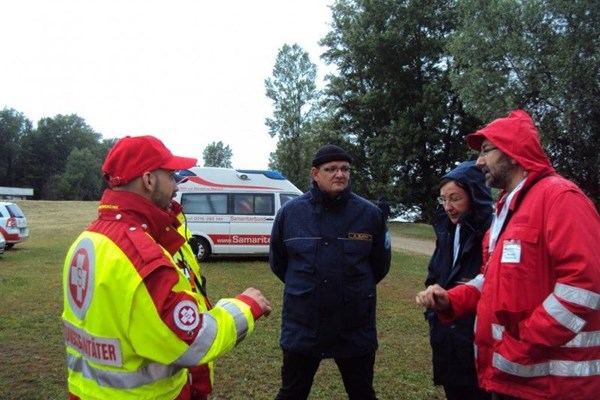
[
  {"xmin": 0, "ymin": 111, "xmax": 115, "ymax": 201},
  {"xmin": 1, "ymin": 0, "xmax": 598, "ymax": 221},
  {"xmin": 0, "ymin": 110, "xmax": 235, "ymax": 201},
  {"xmin": 265, "ymin": 0, "xmax": 599, "ymax": 220}
]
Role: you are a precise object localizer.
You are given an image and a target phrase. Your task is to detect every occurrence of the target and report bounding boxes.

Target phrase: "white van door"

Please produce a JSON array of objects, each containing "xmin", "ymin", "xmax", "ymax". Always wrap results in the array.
[{"xmin": 228, "ymin": 193, "xmax": 275, "ymax": 255}]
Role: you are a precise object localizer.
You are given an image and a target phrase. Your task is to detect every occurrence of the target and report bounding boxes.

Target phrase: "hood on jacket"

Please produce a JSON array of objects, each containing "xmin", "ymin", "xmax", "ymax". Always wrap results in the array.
[
  {"xmin": 438, "ymin": 160, "xmax": 493, "ymax": 228},
  {"xmin": 466, "ymin": 110, "xmax": 555, "ymax": 179}
]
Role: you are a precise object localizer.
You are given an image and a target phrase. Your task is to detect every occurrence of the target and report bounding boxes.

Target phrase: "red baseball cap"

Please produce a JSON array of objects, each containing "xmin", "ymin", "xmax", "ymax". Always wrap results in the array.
[{"xmin": 102, "ymin": 135, "xmax": 197, "ymax": 187}]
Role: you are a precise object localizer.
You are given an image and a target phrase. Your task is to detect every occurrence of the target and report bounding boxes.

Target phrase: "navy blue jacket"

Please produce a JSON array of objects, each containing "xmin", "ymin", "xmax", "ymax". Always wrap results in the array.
[
  {"xmin": 270, "ymin": 181, "xmax": 391, "ymax": 358},
  {"xmin": 425, "ymin": 161, "xmax": 493, "ymax": 386}
]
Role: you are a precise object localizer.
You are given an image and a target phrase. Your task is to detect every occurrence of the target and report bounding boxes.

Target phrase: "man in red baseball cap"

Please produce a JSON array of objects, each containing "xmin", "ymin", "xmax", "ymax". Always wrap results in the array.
[
  {"xmin": 62, "ymin": 135, "xmax": 272, "ymax": 400},
  {"xmin": 102, "ymin": 135, "xmax": 197, "ymax": 188},
  {"xmin": 101, "ymin": 135, "xmax": 197, "ymax": 210}
]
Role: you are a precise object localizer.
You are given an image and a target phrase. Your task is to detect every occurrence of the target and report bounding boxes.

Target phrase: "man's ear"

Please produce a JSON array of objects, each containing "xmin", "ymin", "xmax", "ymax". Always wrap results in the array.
[
  {"xmin": 310, "ymin": 166, "xmax": 319, "ymax": 179},
  {"xmin": 141, "ymin": 171, "xmax": 154, "ymax": 189}
]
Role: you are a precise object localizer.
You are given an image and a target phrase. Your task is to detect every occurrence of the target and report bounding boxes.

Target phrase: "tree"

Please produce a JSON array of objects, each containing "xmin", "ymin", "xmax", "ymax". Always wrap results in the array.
[
  {"xmin": 449, "ymin": 0, "xmax": 600, "ymax": 209},
  {"xmin": 265, "ymin": 43, "xmax": 321, "ymax": 189},
  {"xmin": 320, "ymin": 0, "xmax": 478, "ymax": 220},
  {"xmin": 17, "ymin": 114, "xmax": 102, "ymax": 199},
  {"xmin": 51, "ymin": 147, "xmax": 104, "ymax": 200},
  {"xmin": 0, "ymin": 108, "xmax": 32, "ymax": 187},
  {"xmin": 203, "ymin": 141, "xmax": 232, "ymax": 168}
]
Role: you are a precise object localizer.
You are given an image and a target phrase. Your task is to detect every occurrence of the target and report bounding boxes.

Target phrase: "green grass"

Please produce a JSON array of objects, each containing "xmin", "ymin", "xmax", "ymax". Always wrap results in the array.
[
  {"xmin": 0, "ymin": 200, "xmax": 443, "ymax": 400},
  {"xmin": 388, "ymin": 221, "xmax": 435, "ymax": 240}
]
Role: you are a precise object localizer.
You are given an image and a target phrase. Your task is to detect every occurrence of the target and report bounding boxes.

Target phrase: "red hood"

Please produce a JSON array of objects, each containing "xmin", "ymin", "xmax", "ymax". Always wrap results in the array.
[{"xmin": 466, "ymin": 110, "xmax": 555, "ymax": 181}]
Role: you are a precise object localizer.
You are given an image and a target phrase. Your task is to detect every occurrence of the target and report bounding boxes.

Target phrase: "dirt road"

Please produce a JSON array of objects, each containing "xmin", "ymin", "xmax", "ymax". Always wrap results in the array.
[{"xmin": 390, "ymin": 232, "xmax": 435, "ymax": 256}]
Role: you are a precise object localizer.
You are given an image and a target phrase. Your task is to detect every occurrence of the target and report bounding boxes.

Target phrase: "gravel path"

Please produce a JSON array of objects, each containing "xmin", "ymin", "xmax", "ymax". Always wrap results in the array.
[{"xmin": 390, "ymin": 232, "xmax": 435, "ymax": 256}]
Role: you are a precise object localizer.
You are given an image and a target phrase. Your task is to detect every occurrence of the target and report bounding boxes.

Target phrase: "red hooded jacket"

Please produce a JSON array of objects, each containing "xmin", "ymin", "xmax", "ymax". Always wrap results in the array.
[{"xmin": 440, "ymin": 110, "xmax": 600, "ymax": 399}]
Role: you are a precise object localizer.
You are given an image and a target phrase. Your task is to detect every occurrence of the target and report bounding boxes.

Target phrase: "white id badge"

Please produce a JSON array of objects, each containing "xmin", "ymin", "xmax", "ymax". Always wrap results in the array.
[{"xmin": 501, "ymin": 240, "xmax": 521, "ymax": 263}]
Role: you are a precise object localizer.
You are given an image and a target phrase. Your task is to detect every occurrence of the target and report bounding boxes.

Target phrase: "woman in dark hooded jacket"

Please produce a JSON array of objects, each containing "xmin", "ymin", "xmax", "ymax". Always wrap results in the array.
[{"xmin": 424, "ymin": 160, "xmax": 493, "ymax": 400}]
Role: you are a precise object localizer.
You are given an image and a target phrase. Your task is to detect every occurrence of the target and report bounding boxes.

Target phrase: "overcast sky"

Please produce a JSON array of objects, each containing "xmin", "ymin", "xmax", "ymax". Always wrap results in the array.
[{"xmin": 1, "ymin": 0, "xmax": 335, "ymax": 169}]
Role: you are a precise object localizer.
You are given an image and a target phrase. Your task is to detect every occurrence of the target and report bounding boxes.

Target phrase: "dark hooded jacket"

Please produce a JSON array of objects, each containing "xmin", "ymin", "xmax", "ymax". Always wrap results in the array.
[
  {"xmin": 270, "ymin": 181, "xmax": 391, "ymax": 358},
  {"xmin": 441, "ymin": 110, "xmax": 600, "ymax": 399},
  {"xmin": 425, "ymin": 161, "xmax": 493, "ymax": 386}
]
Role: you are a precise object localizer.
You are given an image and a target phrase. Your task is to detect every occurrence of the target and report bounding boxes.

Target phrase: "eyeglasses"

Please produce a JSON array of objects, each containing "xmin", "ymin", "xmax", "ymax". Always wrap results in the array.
[
  {"xmin": 478, "ymin": 146, "xmax": 499, "ymax": 158},
  {"xmin": 437, "ymin": 195, "xmax": 464, "ymax": 205},
  {"xmin": 320, "ymin": 166, "xmax": 351, "ymax": 174}
]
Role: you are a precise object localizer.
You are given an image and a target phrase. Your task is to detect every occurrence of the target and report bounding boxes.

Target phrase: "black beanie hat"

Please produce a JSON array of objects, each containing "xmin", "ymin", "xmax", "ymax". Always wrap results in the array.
[{"xmin": 312, "ymin": 144, "xmax": 353, "ymax": 167}]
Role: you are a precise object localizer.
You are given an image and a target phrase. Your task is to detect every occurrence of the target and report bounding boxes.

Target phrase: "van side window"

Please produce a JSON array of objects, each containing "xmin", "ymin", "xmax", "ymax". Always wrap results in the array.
[
  {"xmin": 255, "ymin": 194, "xmax": 274, "ymax": 215},
  {"xmin": 233, "ymin": 194, "xmax": 274, "ymax": 215},
  {"xmin": 182, "ymin": 193, "xmax": 228, "ymax": 214},
  {"xmin": 234, "ymin": 194, "xmax": 254, "ymax": 214}
]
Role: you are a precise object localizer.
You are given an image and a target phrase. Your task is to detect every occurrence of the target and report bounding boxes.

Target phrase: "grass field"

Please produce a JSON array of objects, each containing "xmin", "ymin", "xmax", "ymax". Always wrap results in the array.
[
  {"xmin": 387, "ymin": 221, "xmax": 436, "ymax": 241},
  {"xmin": 0, "ymin": 200, "xmax": 443, "ymax": 400}
]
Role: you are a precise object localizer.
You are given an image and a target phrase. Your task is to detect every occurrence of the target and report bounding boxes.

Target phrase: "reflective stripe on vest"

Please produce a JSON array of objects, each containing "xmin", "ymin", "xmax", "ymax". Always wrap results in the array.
[
  {"xmin": 215, "ymin": 300, "xmax": 249, "ymax": 345},
  {"xmin": 493, "ymin": 352, "xmax": 600, "ymax": 378},
  {"xmin": 543, "ymin": 295, "xmax": 586, "ymax": 333},
  {"xmin": 174, "ymin": 312, "xmax": 218, "ymax": 366},
  {"xmin": 492, "ymin": 322, "xmax": 600, "ymax": 348},
  {"xmin": 564, "ymin": 331, "xmax": 600, "ymax": 347},
  {"xmin": 67, "ymin": 352, "xmax": 182, "ymax": 389},
  {"xmin": 486, "ymin": 282, "xmax": 600, "ymax": 379},
  {"xmin": 493, "ymin": 352, "xmax": 548, "ymax": 377},
  {"xmin": 173, "ymin": 299, "xmax": 249, "ymax": 366},
  {"xmin": 491, "ymin": 323, "xmax": 504, "ymax": 340},
  {"xmin": 555, "ymin": 282, "xmax": 600, "ymax": 310},
  {"xmin": 466, "ymin": 274, "xmax": 484, "ymax": 292}
]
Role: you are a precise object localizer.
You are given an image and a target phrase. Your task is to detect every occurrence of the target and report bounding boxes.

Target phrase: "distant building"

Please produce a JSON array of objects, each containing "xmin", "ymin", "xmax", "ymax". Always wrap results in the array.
[{"xmin": 0, "ymin": 186, "xmax": 34, "ymax": 200}]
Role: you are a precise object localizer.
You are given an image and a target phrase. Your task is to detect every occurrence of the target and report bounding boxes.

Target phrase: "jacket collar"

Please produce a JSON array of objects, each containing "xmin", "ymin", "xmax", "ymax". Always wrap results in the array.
[
  {"xmin": 97, "ymin": 189, "xmax": 185, "ymax": 255},
  {"xmin": 309, "ymin": 180, "xmax": 352, "ymax": 208}
]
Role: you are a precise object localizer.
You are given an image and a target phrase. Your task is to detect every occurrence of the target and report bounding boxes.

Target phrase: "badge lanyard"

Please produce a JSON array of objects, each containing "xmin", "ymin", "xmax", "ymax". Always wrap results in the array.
[
  {"xmin": 175, "ymin": 250, "xmax": 212, "ymax": 308},
  {"xmin": 489, "ymin": 178, "xmax": 526, "ymax": 254},
  {"xmin": 453, "ymin": 223, "xmax": 461, "ymax": 266}
]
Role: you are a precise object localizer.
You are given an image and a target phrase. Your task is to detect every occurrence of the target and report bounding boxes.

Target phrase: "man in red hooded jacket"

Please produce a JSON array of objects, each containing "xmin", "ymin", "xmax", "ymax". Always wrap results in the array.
[{"xmin": 416, "ymin": 110, "xmax": 600, "ymax": 400}]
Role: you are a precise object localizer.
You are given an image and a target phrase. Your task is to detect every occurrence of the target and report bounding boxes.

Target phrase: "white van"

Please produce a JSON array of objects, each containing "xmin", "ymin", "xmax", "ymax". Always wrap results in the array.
[{"xmin": 175, "ymin": 167, "xmax": 303, "ymax": 261}]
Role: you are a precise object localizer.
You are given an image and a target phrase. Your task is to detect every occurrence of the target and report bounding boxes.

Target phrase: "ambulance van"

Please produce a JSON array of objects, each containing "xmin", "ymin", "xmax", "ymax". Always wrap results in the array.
[{"xmin": 175, "ymin": 167, "xmax": 303, "ymax": 261}]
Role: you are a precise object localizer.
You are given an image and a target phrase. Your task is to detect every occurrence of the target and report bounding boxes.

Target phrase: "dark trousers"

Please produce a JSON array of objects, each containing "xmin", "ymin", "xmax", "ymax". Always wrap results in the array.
[
  {"xmin": 274, "ymin": 351, "xmax": 377, "ymax": 400},
  {"xmin": 491, "ymin": 393, "xmax": 521, "ymax": 400},
  {"xmin": 443, "ymin": 385, "xmax": 491, "ymax": 400}
]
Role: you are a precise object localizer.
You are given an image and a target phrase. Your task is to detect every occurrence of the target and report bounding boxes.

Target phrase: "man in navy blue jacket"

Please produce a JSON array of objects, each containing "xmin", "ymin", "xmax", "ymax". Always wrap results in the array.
[{"xmin": 270, "ymin": 144, "xmax": 391, "ymax": 400}]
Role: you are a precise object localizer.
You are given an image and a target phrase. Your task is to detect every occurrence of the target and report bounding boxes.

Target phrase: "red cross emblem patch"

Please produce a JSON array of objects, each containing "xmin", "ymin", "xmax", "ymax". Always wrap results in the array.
[
  {"xmin": 67, "ymin": 238, "xmax": 95, "ymax": 319},
  {"xmin": 174, "ymin": 300, "xmax": 200, "ymax": 331}
]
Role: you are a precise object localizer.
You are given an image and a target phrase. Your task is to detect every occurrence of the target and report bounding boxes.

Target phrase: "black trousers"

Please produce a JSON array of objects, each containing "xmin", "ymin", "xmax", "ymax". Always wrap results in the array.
[
  {"xmin": 274, "ymin": 351, "xmax": 378, "ymax": 400},
  {"xmin": 491, "ymin": 393, "xmax": 521, "ymax": 400},
  {"xmin": 443, "ymin": 384, "xmax": 491, "ymax": 400}
]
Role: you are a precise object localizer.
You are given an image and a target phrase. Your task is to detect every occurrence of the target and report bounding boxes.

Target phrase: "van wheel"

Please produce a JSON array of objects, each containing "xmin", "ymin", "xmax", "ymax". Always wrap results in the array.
[{"xmin": 196, "ymin": 237, "xmax": 211, "ymax": 262}]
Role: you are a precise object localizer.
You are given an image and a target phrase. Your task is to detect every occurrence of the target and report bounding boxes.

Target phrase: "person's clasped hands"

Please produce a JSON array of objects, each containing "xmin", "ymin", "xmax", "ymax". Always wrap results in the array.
[{"xmin": 415, "ymin": 284, "xmax": 451, "ymax": 311}]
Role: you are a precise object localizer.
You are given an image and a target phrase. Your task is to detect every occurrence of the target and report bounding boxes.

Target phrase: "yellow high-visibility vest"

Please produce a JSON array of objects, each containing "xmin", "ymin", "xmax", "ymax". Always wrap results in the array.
[{"xmin": 63, "ymin": 227, "xmax": 254, "ymax": 399}]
